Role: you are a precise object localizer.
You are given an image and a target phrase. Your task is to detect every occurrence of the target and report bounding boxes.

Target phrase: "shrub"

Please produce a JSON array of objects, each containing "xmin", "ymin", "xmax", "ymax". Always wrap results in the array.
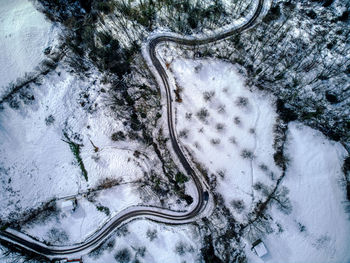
[
  {"xmin": 297, "ymin": 222, "xmax": 306, "ymax": 232},
  {"xmin": 185, "ymin": 112, "xmax": 192, "ymax": 120},
  {"xmin": 45, "ymin": 115, "xmax": 55, "ymax": 126},
  {"xmin": 96, "ymin": 205, "xmax": 110, "ymax": 216},
  {"xmin": 231, "ymin": 199, "xmax": 245, "ymax": 213},
  {"xmin": 179, "ymin": 129, "xmax": 189, "ymax": 139},
  {"xmin": 203, "ymin": 91, "xmax": 215, "ymax": 102},
  {"xmin": 217, "ymin": 170, "xmax": 225, "ymax": 179},
  {"xmin": 262, "ymin": 5, "xmax": 280, "ymax": 23},
  {"xmin": 116, "ymin": 225, "xmax": 129, "ymax": 237},
  {"xmin": 259, "ymin": 164, "xmax": 268, "ymax": 172},
  {"xmin": 241, "ymin": 149, "xmax": 254, "ymax": 160},
  {"xmin": 175, "ymin": 241, "xmax": 187, "ymax": 255},
  {"xmin": 272, "ymin": 186, "xmax": 292, "ymax": 215},
  {"xmin": 47, "ymin": 228, "xmax": 69, "ymax": 244},
  {"xmin": 111, "ymin": 131, "xmax": 126, "ymax": 141},
  {"xmin": 175, "ymin": 172, "xmax": 189, "ymax": 184},
  {"xmin": 235, "ymin": 96, "xmax": 249, "ymax": 108},
  {"xmin": 62, "ymin": 133, "xmax": 88, "ymax": 181},
  {"xmin": 229, "ymin": 136, "xmax": 237, "ymax": 144},
  {"xmin": 95, "ymin": 2, "xmax": 115, "ymax": 14},
  {"xmin": 196, "ymin": 107, "xmax": 209, "ymax": 122},
  {"xmin": 114, "ymin": 248, "xmax": 131, "ymax": 263},
  {"xmin": 234, "ymin": 116, "xmax": 241, "ymax": 125},
  {"xmin": 217, "ymin": 104, "xmax": 226, "ymax": 114},
  {"xmin": 216, "ymin": 123, "xmax": 225, "ymax": 132},
  {"xmin": 146, "ymin": 229, "xmax": 157, "ymax": 241},
  {"xmin": 273, "ymin": 150, "xmax": 288, "ymax": 169},
  {"xmin": 210, "ymin": 138, "xmax": 221, "ymax": 145},
  {"xmin": 276, "ymin": 99, "xmax": 297, "ymax": 123},
  {"xmin": 135, "ymin": 246, "xmax": 146, "ymax": 258}
]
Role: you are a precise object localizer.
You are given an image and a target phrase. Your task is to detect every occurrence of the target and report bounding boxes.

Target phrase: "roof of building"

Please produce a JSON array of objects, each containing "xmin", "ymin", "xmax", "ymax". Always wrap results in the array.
[
  {"xmin": 60, "ymin": 199, "xmax": 75, "ymax": 211},
  {"xmin": 252, "ymin": 239, "xmax": 268, "ymax": 257}
]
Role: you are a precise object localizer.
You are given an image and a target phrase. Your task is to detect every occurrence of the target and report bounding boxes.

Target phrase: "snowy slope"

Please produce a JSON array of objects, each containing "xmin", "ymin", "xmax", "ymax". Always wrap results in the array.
[
  {"xmin": 169, "ymin": 58, "xmax": 280, "ymax": 223},
  {"xmin": 0, "ymin": 0, "xmax": 56, "ymax": 95},
  {"xmin": 0, "ymin": 64, "xmax": 151, "ymax": 231},
  {"xmin": 246, "ymin": 122, "xmax": 350, "ymax": 263},
  {"xmin": 84, "ymin": 220, "xmax": 201, "ymax": 263}
]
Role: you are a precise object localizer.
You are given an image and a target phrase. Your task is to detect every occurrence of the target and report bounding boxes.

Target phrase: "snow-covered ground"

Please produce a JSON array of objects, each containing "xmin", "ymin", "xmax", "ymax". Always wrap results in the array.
[
  {"xmin": 166, "ymin": 57, "xmax": 350, "ymax": 262},
  {"xmin": 246, "ymin": 122, "xmax": 350, "ymax": 263},
  {"xmin": 84, "ymin": 220, "xmax": 201, "ymax": 263},
  {"xmin": 22, "ymin": 184, "xmax": 143, "ymax": 245},
  {"xmin": 0, "ymin": 63, "xmax": 158, "ymax": 242},
  {"xmin": 0, "ymin": 3, "xmax": 349, "ymax": 260},
  {"xmin": 0, "ymin": 0, "xmax": 57, "ymax": 96},
  {"xmin": 168, "ymin": 58, "xmax": 281, "ymax": 223}
]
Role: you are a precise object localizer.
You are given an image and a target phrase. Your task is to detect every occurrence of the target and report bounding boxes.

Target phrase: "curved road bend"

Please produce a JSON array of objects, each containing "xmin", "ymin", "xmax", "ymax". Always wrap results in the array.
[{"xmin": 0, "ymin": 0, "xmax": 265, "ymax": 259}]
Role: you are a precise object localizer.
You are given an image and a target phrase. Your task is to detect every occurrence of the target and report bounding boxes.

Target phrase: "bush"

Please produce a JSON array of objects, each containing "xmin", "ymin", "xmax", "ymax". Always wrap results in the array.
[
  {"xmin": 114, "ymin": 248, "xmax": 131, "ymax": 263},
  {"xmin": 234, "ymin": 116, "xmax": 241, "ymax": 125},
  {"xmin": 111, "ymin": 131, "xmax": 126, "ymax": 141},
  {"xmin": 273, "ymin": 150, "xmax": 288, "ymax": 169},
  {"xmin": 96, "ymin": 205, "xmax": 110, "ymax": 216},
  {"xmin": 196, "ymin": 107, "xmax": 209, "ymax": 122},
  {"xmin": 95, "ymin": 2, "xmax": 115, "ymax": 14},
  {"xmin": 175, "ymin": 172, "xmax": 189, "ymax": 184},
  {"xmin": 262, "ymin": 5, "xmax": 281, "ymax": 23},
  {"xmin": 229, "ymin": 136, "xmax": 237, "ymax": 144},
  {"xmin": 231, "ymin": 199, "xmax": 245, "ymax": 213},
  {"xmin": 179, "ymin": 129, "xmax": 189, "ymax": 139},
  {"xmin": 203, "ymin": 91, "xmax": 215, "ymax": 102},
  {"xmin": 210, "ymin": 138, "xmax": 221, "ymax": 145},
  {"xmin": 62, "ymin": 133, "xmax": 88, "ymax": 181},
  {"xmin": 175, "ymin": 241, "xmax": 187, "ymax": 255},
  {"xmin": 259, "ymin": 164, "xmax": 269, "ymax": 172},
  {"xmin": 146, "ymin": 229, "xmax": 157, "ymax": 241},
  {"xmin": 216, "ymin": 123, "xmax": 225, "ymax": 132},
  {"xmin": 276, "ymin": 99, "xmax": 297, "ymax": 123},
  {"xmin": 116, "ymin": 225, "xmax": 129, "ymax": 237},
  {"xmin": 47, "ymin": 227, "xmax": 69, "ymax": 244},
  {"xmin": 235, "ymin": 96, "xmax": 249, "ymax": 108},
  {"xmin": 45, "ymin": 115, "xmax": 55, "ymax": 126},
  {"xmin": 241, "ymin": 149, "xmax": 254, "ymax": 160}
]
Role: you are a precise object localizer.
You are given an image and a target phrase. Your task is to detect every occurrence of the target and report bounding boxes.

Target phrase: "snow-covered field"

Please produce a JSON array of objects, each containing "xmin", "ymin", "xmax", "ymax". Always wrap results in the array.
[
  {"xmin": 0, "ymin": 1, "xmax": 349, "ymax": 261},
  {"xmin": 84, "ymin": 220, "xmax": 201, "ymax": 263},
  {"xmin": 245, "ymin": 122, "xmax": 350, "ymax": 263},
  {"xmin": 167, "ymin": 57, "xmax": 350, "ymax": 262},
  {"xmin": 0, "ymin": 63, "xmax": 158, "ymax": 242},
  {"xmin": 169, "ymin": 58, "xmax": 281, "ymax": 223},
  {"xmin": 0, "ymin": 0, "xmax": 57, "ymax": 96},
  {"xmin": 22, "ymin": 184, "xmax": 143, "ymax": 245}
]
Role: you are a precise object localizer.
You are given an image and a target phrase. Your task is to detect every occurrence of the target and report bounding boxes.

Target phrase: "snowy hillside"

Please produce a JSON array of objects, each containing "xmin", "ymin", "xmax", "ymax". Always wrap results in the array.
[
  {"xmin": 246, "ymin": 122, "xmax": 350, "ymax": 263},
  {"xmin": 0, "ymin": 0, "xmax": 349, "ymax": 262},
  {"xmin": 169, "ymin": 58, "xmax": 281, "ymax": 223},
  {"xmin": 0, "ymin": 0, "xmax": 57, "ymax": 96}
]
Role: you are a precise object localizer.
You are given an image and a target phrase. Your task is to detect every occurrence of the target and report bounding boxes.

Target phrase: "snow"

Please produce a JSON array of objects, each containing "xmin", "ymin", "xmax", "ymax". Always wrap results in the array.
[
  {"xmin": 0, "ymin": 0, "xmax": 57, "ymax": 95},
  {"xmin": 168, "ymin": 58, "xmax": 280, "ymax": 223},
  {"xmin": 0, "ymin": 65, "xmax": 150, "ymax": 228},
  {"xmin": 22, "ymin": 183, "xmax": 143, "ymax": 245},
  {"xmin": 60, "ymin": 199, "xmax": 75, "ymax": 213},
  {"xmin": 246, "ymin": 122, "xmax": 350, "ymax": 263},
  {"xmin": 253, "ymin": 240, "xmax": 268, "ymax": 257},
  {"xmin": 84, "ymin": 220, "xmax": 201, "ymax": 263}
]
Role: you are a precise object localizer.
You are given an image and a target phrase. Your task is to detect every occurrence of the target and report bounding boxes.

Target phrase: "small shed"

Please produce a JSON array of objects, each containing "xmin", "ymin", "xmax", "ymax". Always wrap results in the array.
[
  {"xmin": 251, "ymin": 239, "xmax": 268, "ymax": 258},
  {"xmin": 60, "ymin": 198, "xmax": 76, "ymax": 213}
]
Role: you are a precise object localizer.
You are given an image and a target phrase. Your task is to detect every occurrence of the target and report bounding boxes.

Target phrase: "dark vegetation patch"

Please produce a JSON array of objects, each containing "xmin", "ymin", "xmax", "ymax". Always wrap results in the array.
[{"xmin": 62, "ymin": 132, "xmax": 88, "ymax": 181}]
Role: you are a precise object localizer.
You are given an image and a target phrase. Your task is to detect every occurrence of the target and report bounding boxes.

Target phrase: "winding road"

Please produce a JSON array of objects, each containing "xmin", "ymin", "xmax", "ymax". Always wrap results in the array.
[{"xmin": 0, "ymin": 0, "xmax": 265, "ymax": 260}]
